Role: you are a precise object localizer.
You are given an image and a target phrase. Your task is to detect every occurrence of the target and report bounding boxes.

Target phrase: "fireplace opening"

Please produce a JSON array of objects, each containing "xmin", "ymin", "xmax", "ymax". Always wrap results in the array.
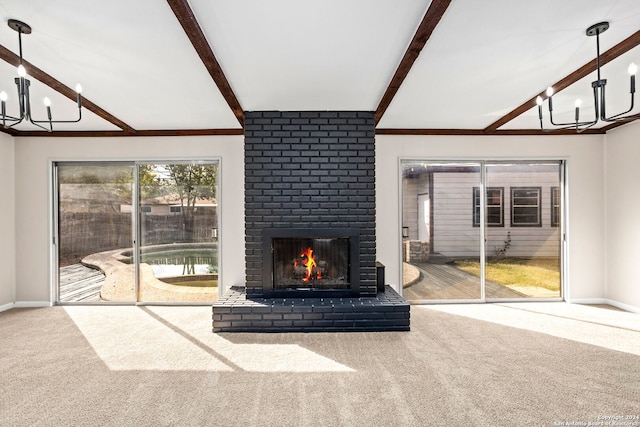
[
  {"xmin": 262, "ymin": 228, "xmax": 360, "ymax": 298},
  {"xmin": 273, "ymin": 237, "xmax": 350, "ymax": 291}
]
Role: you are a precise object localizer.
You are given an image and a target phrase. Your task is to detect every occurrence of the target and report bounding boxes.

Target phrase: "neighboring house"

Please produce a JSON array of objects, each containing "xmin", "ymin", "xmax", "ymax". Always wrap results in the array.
[
  {"xmin": 403, "ymin": 164, "xmax": 561, "ymax": 259},
  {"xmin": 120, "ymin": 200, "xmax": 218, "ymax": 216}
]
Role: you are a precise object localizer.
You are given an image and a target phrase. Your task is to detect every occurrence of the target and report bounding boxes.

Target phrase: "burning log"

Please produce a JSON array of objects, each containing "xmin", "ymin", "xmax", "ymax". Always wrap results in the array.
[{"xmin": 292, "ymin": 247, "xmax": 325, "ymax": 282}]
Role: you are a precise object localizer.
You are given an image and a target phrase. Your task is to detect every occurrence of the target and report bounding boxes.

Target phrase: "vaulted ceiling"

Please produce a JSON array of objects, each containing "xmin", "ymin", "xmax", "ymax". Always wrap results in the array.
[{"xmin": 1, "ymin": 0, "xmax": 639, "ymax": 137}]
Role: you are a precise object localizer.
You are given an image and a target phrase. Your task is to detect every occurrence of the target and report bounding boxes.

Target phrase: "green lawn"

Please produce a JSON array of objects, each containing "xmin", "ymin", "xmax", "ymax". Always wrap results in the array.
[{"xmin": 455, "ymin": 258, "xmax": 560, "ymax": 291}]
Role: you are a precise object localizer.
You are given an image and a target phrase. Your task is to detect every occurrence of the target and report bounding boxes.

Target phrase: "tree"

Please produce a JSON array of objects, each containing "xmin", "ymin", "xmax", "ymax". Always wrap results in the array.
[{"xmin": 164, "ymin": 164, "xmax": 217, "ymax": 239}]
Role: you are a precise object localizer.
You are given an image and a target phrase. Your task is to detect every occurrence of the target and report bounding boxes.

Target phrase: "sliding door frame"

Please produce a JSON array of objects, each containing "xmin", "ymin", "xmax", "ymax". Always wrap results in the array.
[
  {"xmin": 398, "ymin": 157, "xmax": 566, "ymax": 304},
  {"xmin": 51, "ymin": 158, "xmax": 222, "ymax": 306},
  {"xmin": 134, "ymin": 160, "xmax": 221, "ymax": 306}
]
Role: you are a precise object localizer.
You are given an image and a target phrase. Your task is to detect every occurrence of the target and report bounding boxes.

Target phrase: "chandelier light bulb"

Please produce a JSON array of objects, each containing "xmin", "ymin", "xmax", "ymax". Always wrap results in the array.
[
  {"xmin": 17, "ymin": 64, "xmax": 26, "ymax": 78},
  {"xmin": 574, "ymin": 99, "xmax": 582, "ymax": 108},
  {"xmin": 0, "ymin": 91, "xmax": 7, "ymax": 102},
  {"xmin": 536, "ymin": 96, "xmax": 543, "ymax": 106},
  {"xmin": 546, "ymin": 86, "xmax": 554, "ymax": 97},
  {"xmin": 629, "ymin": 63, "xmax": 638, "ymax": 76},
  {"xmin": 75, "ymin": 83, "xmax": 82, "ymax": 94},
  {"xmin": 43, "ymin": 97, "xmax": 51, "ymax": 107}
]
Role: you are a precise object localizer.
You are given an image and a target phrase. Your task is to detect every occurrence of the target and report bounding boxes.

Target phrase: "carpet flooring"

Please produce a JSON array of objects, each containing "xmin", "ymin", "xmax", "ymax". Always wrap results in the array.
[{"xmin": 1, "ymin": 303, "xmax": 638, "ymax": 426}]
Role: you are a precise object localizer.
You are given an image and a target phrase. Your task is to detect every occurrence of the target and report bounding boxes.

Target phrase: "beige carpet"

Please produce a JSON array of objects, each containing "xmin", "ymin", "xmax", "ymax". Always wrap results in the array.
[{"xmin": 1, "ymin": 303, "xmax": 639, "ymax": 426}]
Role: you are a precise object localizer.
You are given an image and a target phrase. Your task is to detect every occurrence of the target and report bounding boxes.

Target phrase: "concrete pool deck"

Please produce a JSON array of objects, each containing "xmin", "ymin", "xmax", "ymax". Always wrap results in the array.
[{"xmin": 80, "ymin": 247, "xmax": 218, "ymax": 303}]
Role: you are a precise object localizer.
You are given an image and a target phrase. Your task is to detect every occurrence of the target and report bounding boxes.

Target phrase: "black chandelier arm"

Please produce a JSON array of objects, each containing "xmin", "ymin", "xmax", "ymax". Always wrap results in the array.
[
  {"xmin": 31, "ymin": 114, "xmax": 83, "ymax": 125},
  {"xmin": 546, "ymin": 92, "xmax": 598, "ymax": 129},
  {"xmin": 30, "ymin": 102, "xmax": 82, "ymax": 132},
  {"xmin": 0, "ymin": 78, "xmax": 24, "ymax": 127},
  {"xmin": 599, "ymin": 81, "xmax": 636, "ymax": 122},
  {"xmin": 0, "ymin": 110, "xmax": 24, "ymax": 123},
  {"xmin": 25, "ymin": 117, "xmax": 49, "ymax": 132},
  {"xmin": 537, "ymin": 85, "xmax": 599, "ymax": 131},
  {"xmin": 1, "ymin": 117, "xmax": 24, "ymax": 129},
  {"xmin": 2, "ymin": 101, "xmax": 82, "ymax": 132},
  {"xmin": 538, "ymin": 121, "xmax": 599, "ymax": 133}
]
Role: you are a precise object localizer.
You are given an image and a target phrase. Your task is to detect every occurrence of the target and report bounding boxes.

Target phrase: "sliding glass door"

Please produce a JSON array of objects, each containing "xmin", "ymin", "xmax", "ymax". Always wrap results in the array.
[
  {"xmin": 400, "ymin": 160, "xmax": 563, "ymax": 302},
  {"xmin": 483, "ymin": 163, "xmax": 562, "ymax": 299},
  {"xmin": 55, "ymin": 160, "xmax": 219, "ymax": 304},
  {"xmin": 56, "ymin": 163, "xmax": 136, "ymax": 302},
  {"xmin": 401, "ymin": 162, "xmax": 483, "ymax": 300},
  {"xmin": 138, "ymin": 163, "xmax": 219, "ymax": 303}
]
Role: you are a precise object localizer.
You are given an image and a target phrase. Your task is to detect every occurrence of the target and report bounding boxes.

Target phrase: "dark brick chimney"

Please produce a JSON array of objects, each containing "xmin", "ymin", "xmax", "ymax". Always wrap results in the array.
[{"xmin": 244, "ymin": 111, "xmax": 377, "ymax": 297}]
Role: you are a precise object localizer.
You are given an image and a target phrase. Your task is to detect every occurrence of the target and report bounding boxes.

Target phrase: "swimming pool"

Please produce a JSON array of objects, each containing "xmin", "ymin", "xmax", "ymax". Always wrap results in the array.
[{"xmin": 121, "ymin": 245, "xmax": 218, "ymax": 278}]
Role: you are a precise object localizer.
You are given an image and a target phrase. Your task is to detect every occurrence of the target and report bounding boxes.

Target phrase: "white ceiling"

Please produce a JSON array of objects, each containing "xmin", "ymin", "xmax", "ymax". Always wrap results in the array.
[{"xmin": 0, "ymin": 0, "xmax": 639, "ymax": 133}]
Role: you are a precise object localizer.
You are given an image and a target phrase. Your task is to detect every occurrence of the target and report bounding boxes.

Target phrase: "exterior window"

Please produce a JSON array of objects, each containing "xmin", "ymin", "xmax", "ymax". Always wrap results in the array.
[
  {"xmin": 551, "ymin": 187, "xmax": 560, "ymax": 227},
  {"xmin": 473, "ymin": 187, "xmax": 504, "ymax": 227},
  {"xmin": 511, "ymin": 187, "xmax": 542, "ymax": 226},
  {"xmin": 141, "ymin": 206, "xmax": 152, "ymax": 213},
  {"xmin": 170, "ymin": 206, "xmax": 181, "ymax": 213}
]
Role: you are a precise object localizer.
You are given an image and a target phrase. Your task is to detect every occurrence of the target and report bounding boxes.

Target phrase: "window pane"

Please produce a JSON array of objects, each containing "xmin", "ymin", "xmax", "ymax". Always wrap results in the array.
[
  {"xmin": 473, "ymin": 187, "xmax": 503, "ymax": 227},
  {"xmin": 511, "ymin": 187, "xmax": 541, "ymax": 226},
  {"xmin": 57, "ymin": 164, "xmax": 135, "ymax": 303},
  {"xmin": 485, "ymin": 164, "xmax": 561, "ymax": 299},
  {"xmin": 402, "ymin": 162, "xmax": 482, "ymax": 301},
  {"xmin": 138, "ymin": 162, "xmax": 219, "ymax": 303},
  {"xmin": 487, "ymin": 206, "xmax": 502, "ymax": 224},
  {"xmin": 551, "ymin": 187, "xmax": 560, "ymax": 227}
]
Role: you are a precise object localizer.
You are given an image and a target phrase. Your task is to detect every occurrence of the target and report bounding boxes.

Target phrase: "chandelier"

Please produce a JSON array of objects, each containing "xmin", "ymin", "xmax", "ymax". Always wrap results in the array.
[
  {"xmin": 0, "ymin": 19, "xmax": 82, "ymax": 132},
  {"xmin": 536, "ymin": 22, "xmax": 637, "ymax": 132}
]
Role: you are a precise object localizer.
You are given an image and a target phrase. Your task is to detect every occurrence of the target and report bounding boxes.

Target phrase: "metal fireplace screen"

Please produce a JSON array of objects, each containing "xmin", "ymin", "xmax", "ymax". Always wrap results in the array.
[{"xmin": 272, "ymin": 237, "xmax": 351, "ymax": 291}]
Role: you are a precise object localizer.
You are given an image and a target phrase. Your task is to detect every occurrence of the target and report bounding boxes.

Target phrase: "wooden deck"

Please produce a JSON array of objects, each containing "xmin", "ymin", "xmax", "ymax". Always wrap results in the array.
[
  {"xmin": 403, "ymin": 262, "xmax": 527, "ymax": 301},
  {"xmin": 59, "ymin": 264, "xmax": 105, "ymax": 302}
]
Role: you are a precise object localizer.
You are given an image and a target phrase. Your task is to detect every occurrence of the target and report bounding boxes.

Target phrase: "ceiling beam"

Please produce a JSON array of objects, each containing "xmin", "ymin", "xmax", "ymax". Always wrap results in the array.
[
  {"xmin": 375, "ymin": 128, "xmax": 605, "ymax": 136},
  {"xmin": 10, "ymin": 128, "xmax": 244, "ymax": 137},
  {"xmin": 374, "ymin": 0, "xmax": 452, "ymax": 125},
  {"xmin": 484, "ymin": 28, "xmax": 640, "ymax": 133},
  {"xmin": 168, "ymin": 0, "xmax": 244, "ymax": 127},
  {"xmin": 0, "ymin": 44, "xmax": 136, "ymax": 133}
]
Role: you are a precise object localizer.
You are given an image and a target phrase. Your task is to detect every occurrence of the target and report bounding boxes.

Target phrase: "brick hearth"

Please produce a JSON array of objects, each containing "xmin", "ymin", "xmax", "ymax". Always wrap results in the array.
[{"xmin": 212, "ymin": 285, "xmax": 409, "ymax": 332}]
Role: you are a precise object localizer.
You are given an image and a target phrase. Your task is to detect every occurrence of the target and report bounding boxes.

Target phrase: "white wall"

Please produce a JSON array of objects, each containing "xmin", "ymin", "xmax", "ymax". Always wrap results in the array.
[
  {"xmin": 12, "ymin": 131, "xmax": 632, "ymax": 309},
  {"xmin": 376, "ymin": 134, "xmax": 606, "ymax": 303},
  {"xmin": 0, "ymin": 133, "xmax": 15, "ymax": 309},
  {"xmin": 605, "ymin": 120, "xmax": 640, "ymax": 312},
  {"xmin": 13, "ymin": 135, "xmax": 244, "ymax": 304}
]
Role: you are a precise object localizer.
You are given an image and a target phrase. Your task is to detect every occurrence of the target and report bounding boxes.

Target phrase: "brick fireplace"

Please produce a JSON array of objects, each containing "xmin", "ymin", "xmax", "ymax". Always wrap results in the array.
[{"xmin": 212, "ymin": 111, "xmax": 409, "ymax": 332}]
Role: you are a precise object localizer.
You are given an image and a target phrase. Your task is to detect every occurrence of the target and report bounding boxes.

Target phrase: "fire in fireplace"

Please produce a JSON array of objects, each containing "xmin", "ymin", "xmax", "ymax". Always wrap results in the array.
[
  {"xmin": 262, "ymin": 228, "xmax": 360, "ymax": 297},
  {"xmin": 273, "ymin": 237, "xmax": 350, "ymax": 290}
]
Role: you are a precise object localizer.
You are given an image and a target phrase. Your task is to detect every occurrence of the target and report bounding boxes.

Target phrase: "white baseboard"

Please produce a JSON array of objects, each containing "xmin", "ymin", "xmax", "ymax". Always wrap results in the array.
[
  {"xmin": 0, "ymin": 302, "xmax": 14, "ymax": 313},
  {"xmin": 13, "ymin": 301, "xmax": 52, "ymax": 309},
  {"xmin": 566, "ymin": 298, "xmax": 607, "ymax": 305},
  {"xmin": 604, "ymin": 299, "xmax": 640, "ymax": 313},
  {"xmin": 567, "ymin": 297, "xmax": 640, "ymax": 313}
]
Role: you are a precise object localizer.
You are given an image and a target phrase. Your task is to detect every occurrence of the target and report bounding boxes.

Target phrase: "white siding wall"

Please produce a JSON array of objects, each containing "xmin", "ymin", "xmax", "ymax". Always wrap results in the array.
[
  {"xmin": 430, "ymin": 170, "xmax": 560, "ymax": 258},
  {"xmin": 432, "ymin": 172, "xmax": 481, "ymax": 257},
  {"xmin": 0, "ymin": 133, "xmax": 15, "ymax": 309}
]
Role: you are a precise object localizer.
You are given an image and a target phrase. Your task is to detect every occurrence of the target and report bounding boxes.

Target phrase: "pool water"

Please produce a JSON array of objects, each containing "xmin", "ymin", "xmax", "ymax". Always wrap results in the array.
[{"xmin": 137, "ymin": 248, "xmax": 217, "ymax": 278}]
